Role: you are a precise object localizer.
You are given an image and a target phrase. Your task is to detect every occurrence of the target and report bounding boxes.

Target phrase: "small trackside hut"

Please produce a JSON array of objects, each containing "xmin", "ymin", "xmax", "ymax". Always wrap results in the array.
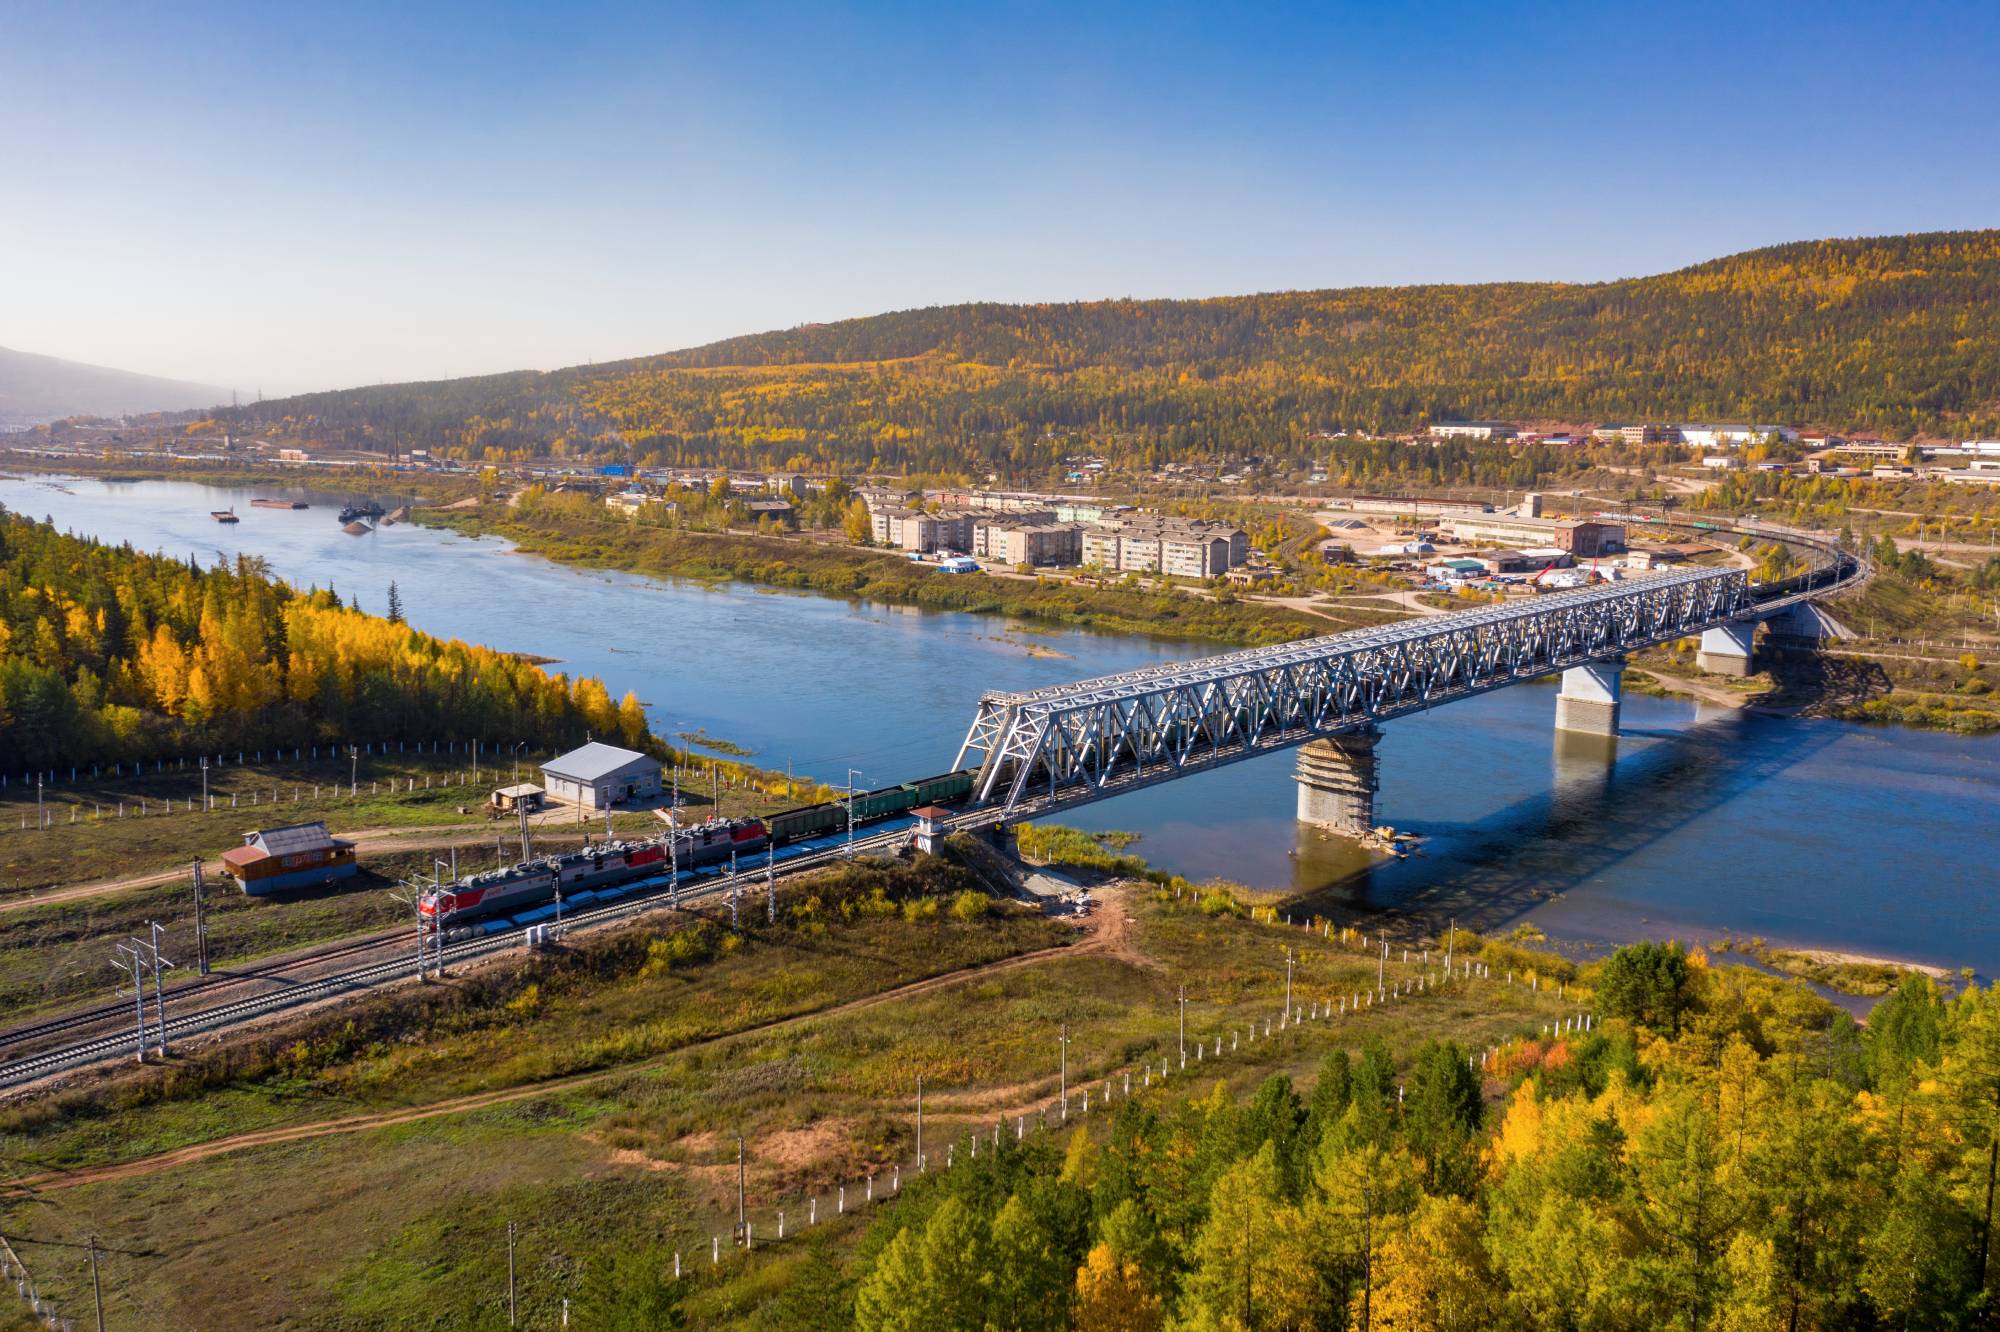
[
  {"xmin": 221, "ymin": 821, "xmax": 358, "ymax": 895},
  {"xmin": 489, "ymin": 783, "xmax": 546, "ymax": 814},
  {"xmin": 540, "ymin": 742, "xmax": 663, "ymax": 810}
]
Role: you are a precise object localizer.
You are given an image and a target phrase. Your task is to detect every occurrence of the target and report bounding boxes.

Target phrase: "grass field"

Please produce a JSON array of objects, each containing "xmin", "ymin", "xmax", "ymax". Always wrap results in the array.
[
  {"xmin": 0, "ymin": 745, "xmax": 844, "ymax": 900},
  {"xmin": 0, "ymin": 845, "xmax": 1592, "ymax": 1330}
]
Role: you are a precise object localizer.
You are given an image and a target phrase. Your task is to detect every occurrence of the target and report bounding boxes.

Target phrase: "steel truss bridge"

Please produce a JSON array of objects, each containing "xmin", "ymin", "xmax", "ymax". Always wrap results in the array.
[{"xmin": 956, "ymin": 523, "xmax": 1864, "ymax": 817}]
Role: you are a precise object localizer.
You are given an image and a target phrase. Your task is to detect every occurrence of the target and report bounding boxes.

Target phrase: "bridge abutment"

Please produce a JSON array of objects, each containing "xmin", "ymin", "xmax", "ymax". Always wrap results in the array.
[
  {"xmin": 1555, "ymin": 658, "xmax": 1624, "ymax": 737},
  {"xmin": 1295, "ymin": 726, "xmax": 1381, "ymax": 836},
  {"xmin": 1698, "ymin": 621, "xmax": 1758, "ymax": 676}
]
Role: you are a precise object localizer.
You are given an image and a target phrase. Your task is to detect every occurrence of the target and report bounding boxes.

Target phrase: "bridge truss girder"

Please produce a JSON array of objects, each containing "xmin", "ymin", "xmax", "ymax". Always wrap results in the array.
[{"xmin": 956, "ymin": 566, "xmax": 1749, "ymax": 814}]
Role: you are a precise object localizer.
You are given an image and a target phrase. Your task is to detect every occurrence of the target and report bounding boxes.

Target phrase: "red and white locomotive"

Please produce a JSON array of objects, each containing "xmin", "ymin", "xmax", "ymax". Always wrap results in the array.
[{"xmin": 420, "ymin": 815, "xmax": 768, "ymax": 926}]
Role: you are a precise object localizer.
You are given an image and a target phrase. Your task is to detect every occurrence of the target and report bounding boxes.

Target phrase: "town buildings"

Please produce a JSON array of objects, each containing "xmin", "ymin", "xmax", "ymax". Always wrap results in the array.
[
  {"xmin": 974, "ymin": 515, "xmax": 1084, "ymax": 566},
  {"xmin": 872, "ymin": 508, "xmax": 976, "ymax": 552},
  {"xmin": 1081, "ymin": 517, "xmax": 1249, "ymax": 578},
  {"xmin": 1425, "ymin": 421, "xmax": 1518, "ymax": 441},
  {"xmin": 1440, "ymin": 514, "xmax": 1626, "ymax": 558}
]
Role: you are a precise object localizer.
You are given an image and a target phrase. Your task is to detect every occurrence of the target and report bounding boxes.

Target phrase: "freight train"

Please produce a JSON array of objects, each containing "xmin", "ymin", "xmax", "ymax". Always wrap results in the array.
[{"xmin": 419, "ymin": 769, "xmax": 976, "ymax": 931}]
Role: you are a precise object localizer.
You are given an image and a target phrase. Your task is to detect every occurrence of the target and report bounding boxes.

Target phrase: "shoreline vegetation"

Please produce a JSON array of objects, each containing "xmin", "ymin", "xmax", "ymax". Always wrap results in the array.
[
  {"xmin": 416, "ymin": 500, "xmax": 1341, "ymax": 647},
  {"xmin": 1015, "ymin": 824, "xmax": 1956, "ymax": 999}
]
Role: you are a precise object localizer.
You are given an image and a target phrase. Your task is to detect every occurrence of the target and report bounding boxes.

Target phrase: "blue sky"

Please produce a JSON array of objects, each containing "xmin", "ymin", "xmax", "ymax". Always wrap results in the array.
[{"xmin": 3, "ymin": 0, "xmax": 1996, "ymax": 394}]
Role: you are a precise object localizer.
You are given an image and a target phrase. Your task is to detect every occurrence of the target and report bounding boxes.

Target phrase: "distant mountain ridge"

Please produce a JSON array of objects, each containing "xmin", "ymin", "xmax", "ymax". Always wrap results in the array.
[
  {"xmin": 0, "ymin": 345, "xmax": 225, "ymax": 428},
  {"xmin": 216, "ymin": 229, "xmax": 2000, "ymax": 471}
]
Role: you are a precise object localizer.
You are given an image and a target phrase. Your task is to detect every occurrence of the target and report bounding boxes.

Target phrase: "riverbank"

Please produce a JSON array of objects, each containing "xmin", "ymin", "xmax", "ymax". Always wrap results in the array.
[
  {"xmin": 1016, "ymin": 824, "xmax": 1953, "ymax": 1001},
  {"xmin": 416, "ymin": 501, "xmax": 1365, "ymax": 648},
  {"xmin": 1, "ymin": 453, "xmax": 479, "ymax": 504}
]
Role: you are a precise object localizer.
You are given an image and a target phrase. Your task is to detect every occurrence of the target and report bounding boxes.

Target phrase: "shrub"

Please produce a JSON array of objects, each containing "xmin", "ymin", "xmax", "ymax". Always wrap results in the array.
[
  {"xmin": 1595, "ymin": 941, "xmax": 1695, "ymax": 1036},
  {"xmin": 949, "ymin": 890, "xmax": 992, "ymax": 921},
  {"xmin": 641, "ymin": 924, "xmax": 721, "ymax": 976}
]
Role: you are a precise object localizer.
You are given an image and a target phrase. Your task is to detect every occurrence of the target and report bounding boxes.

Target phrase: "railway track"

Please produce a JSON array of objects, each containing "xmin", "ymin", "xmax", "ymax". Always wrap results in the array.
[
  {"xmin": 0, "ymin": 928, "xmax": 408, "ymax": 1054},
  {"xmin": 0, "ymin": 824, "xmax": 920, "ymax": 1091}
]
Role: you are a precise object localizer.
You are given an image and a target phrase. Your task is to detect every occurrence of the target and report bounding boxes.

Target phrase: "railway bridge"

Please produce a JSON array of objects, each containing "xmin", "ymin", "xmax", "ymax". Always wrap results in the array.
[{"xmin": 955, "ymin": 522, "xmax": 1865, "ymax": 834}]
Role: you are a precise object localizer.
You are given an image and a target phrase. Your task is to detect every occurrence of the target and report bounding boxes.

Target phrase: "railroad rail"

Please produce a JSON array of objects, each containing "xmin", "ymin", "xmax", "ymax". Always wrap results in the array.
[
  {"xmin": 0, "ymin": 824, "xmax": 918, "ymax": 1091},
  {"xmin": 0, "ymin": 928, "xmax": 407, "ymax": 1054}
]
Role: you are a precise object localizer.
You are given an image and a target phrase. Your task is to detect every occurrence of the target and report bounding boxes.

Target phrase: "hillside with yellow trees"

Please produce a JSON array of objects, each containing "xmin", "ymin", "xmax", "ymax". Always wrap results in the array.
[
  {"xmin": 207, "ymin": 230, "xmax": 2000, "ymax": 474},
  {"xmin": 0, "ymin": 506, "xmax": 649, "ymax": 768}
]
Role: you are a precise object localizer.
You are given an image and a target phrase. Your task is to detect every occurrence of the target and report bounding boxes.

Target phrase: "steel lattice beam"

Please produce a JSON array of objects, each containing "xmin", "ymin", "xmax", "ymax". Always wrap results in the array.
[{"xmin": 955, "ymin": 565, "xmax": 1751, "ymax": 813}]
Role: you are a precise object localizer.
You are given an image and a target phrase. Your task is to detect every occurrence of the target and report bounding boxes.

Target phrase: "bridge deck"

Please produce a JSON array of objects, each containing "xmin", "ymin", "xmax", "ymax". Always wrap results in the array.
[{"xmin": 957, "ymin": 523, "xmax": 1862, "ymax": 816}]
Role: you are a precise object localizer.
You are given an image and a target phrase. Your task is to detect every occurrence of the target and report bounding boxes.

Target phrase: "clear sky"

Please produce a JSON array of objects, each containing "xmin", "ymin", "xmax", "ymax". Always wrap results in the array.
[{"xmin": 4, "ymin": 0, "xmax": 1996, "ymax": 395}]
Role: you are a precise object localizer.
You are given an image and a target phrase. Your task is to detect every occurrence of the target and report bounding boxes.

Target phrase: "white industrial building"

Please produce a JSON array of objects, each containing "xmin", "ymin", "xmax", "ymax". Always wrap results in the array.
[{"xmin": 541, "ymin": 742, "xmax": 663, "ymax": 810}]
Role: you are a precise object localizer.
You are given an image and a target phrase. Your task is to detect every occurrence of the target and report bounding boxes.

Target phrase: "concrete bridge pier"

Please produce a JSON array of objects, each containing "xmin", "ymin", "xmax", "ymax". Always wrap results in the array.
[
  {"xmin": 1698, "ymin": 621, "xmax": 1758, "ymax": 676},
  {"xmin": 1554, "ymin": 658, "xmax": 1624, "ymax": 737},
  {"xmin": 1295, "ymin": 725, "xmax": 1381, "ymax": 836}
]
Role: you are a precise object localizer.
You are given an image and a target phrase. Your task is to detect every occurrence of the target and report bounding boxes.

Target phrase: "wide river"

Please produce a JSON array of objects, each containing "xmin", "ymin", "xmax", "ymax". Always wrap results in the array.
[{"xmin": 6, "ymin": 473, "xmax": 1996, "ymax": 976}]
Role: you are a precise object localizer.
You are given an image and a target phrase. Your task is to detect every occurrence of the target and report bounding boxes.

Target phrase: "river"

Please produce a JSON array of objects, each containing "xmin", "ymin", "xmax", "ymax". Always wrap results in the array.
[{"xmin": 6, "ymin": 472, "xmax": 1996, "ymax": 977}]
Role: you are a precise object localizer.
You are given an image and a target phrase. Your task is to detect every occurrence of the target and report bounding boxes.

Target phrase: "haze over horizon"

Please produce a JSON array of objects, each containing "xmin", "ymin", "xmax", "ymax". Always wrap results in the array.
[{"xmin": 5, "ymin": 0, "xmax": 1997, "ymax": 398}]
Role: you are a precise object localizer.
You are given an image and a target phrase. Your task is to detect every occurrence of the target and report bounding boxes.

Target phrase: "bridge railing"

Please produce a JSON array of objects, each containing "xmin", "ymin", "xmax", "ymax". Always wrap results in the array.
[{"xmin": 958, "ymin": 564, "xmax": 1751, "ymax": 813}]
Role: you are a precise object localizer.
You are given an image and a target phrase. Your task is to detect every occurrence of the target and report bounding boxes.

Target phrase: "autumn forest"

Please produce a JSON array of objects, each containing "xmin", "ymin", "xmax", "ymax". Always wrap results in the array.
[{"xmin": 0, "ymin": 507, "xmax": 649, "ymax": 768}]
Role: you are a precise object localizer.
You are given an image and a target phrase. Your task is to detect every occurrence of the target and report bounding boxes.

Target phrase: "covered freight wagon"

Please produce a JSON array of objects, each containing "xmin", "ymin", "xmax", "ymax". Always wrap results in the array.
[{"xmin": 221, "ymin": 821, "xmax": 358, "ymax": 895}]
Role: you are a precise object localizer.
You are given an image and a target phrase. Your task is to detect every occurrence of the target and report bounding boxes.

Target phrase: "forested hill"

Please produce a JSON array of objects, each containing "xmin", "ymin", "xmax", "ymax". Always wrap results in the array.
[{"xmin": 215, "ymin": 230, "xmax": 2000, "ymax": 473}]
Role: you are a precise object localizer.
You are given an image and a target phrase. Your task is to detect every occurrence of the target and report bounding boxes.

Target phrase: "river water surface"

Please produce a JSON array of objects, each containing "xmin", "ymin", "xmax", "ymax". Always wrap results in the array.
[{"xmin": 6, "ymin": 473, "xmax": 1995, "ymax": 974}]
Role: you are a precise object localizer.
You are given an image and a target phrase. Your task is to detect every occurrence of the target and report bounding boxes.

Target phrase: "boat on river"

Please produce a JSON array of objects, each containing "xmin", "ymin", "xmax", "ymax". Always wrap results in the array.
[
  {"xmin": 336, "ymin": 502, "xmax": 385, "ymax": 523},
  {"xmin": 210, "ymin": 508, "xmax": 239, "ymax": 523},
  {"xmin": 251, "ymin": 498, "xmax": 308, "ymax": 510}
]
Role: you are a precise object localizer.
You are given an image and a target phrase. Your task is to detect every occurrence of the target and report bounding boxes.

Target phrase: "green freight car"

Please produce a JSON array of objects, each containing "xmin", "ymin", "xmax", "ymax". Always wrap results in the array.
[{"xmin": 764, "ymin": 770, "xmax": 976, "ymax": 845}]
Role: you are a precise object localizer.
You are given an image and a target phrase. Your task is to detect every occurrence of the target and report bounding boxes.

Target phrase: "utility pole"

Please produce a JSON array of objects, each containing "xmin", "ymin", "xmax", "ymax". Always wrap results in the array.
[
  {"xmin": 916, "ymin": 1075, "xmax": 925, "ymax": 1171},
  {"xmin": 736, "ymin": 1135, "xmax": 747, "ymax": 1246},
  {"xmin": 88, "ymin": 1235, "xmax": 103, "ymax": 1332},
  {"xmin": 507, "ymin": 1221, "xmax": 517, "ymax": 1328},
  {"xmin": 146, "ymin": 922, "xmax": 174, "ymax": 1055},
  {"xmin": 110, "ymin": 943, "xmax": 145, "ymax": 1062},
  {"xmin": 199, "ymin": 756, "xmax": 209, "ymax": 811},
  {"xmin": 766, "ymin": 844, "xmax": 776, "ymax": 925},
  {"xmin": 1379, "ymin": 939, "xmax": 1387, "ymax": 994},
  {"xmin": 1178, "ymin": 984, "xmax": 1186, "ymax": 1065},
  {"xmin": 393, "ymin": 888, "xmax": 425, "ymax": 982},
  {"xmin": 1058, "ymin": 1023, "xmax": 1070, "ymax": 1114},
  {"xmin": 35, "ymin": 773, "xmax": 42, "ymax": 830},
  {"xmin": 845, "ymin": 769, "xmax": 862, "ymax": 856},
  {"xmin": 518, "ymin": 797, "xmax": 532, "ymax": 864},
  {"xmin": 1445, "ymin": 917, "xmax": 1455, "ymax": 975},
  {"xmin": 192, "ymin": 859, "xmax": 210, "ymax": 975},
  {"xmin": 1284, "ymin": 946, "xmax": 1295, "ymax": 1023},
  {"xmin": 349, "ymin": 745, "xmax": 358, "ymax": 796}
]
